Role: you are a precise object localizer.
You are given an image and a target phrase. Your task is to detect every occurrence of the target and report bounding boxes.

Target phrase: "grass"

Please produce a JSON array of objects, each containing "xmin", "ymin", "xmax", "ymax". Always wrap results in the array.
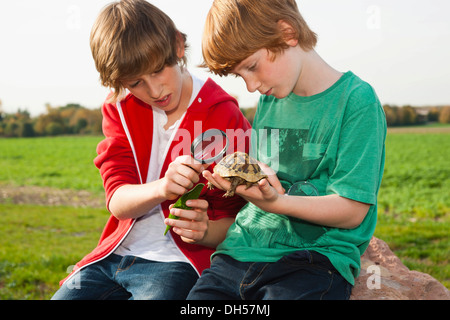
[
  {"xmin": 0, "ymin": 129, "xmax": 448, "ymax": 299},
  {"xmin": 0, "ymin": 136, "xmax": 107, "ymax": 299},
  {"xmin": 378, "ymin": 133, "xmax": 449, "ymax": 219},
  {"xmin": 0, "ymin": 204, "xmax": 109, "ymax": 300},
  {"xmin": 0, "ymin": 136, "xmax": 104, "ymax": 193},
  {"xmin": 374, "ymin": 129, "xmax": 450, "ymax": 288}
]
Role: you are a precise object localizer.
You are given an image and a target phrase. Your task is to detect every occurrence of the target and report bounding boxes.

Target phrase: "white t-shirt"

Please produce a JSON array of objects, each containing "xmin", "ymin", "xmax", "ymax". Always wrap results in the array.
[{"xmin": 113, "ymin": 74, "xmax": 205, "ymax": 263}]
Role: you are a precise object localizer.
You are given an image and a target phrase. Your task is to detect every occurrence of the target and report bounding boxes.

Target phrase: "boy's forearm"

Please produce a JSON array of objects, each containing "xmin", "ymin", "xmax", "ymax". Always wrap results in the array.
[
  {"xmin": 273, "ymin": 194, "xmax": 370, "ymax": 229},
  {"xmin": 197, "ymin": 217, "xmax": 235, "ymax": 248},
  {"xmin": 108, "ymin": 181, "xmax": 166, "ymax": 220}
]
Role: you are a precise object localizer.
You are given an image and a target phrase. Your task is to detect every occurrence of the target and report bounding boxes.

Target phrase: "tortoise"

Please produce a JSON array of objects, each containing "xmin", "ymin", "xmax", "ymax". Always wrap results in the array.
[{"xmin": 208, "ymin": 151, "xmax": 267, "ymax": 197}]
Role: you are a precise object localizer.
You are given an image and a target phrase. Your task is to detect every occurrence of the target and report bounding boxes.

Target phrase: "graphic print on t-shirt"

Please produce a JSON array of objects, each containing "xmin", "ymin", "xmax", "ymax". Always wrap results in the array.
[{"xmin": 257, "ymin": 124, "xmax": 330, "ymax": 184}]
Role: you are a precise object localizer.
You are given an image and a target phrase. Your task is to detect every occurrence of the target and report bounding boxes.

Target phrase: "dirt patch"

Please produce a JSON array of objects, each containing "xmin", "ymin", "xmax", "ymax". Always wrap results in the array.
[{"xmin": 0, "ymin": 185, "xmax": 105, "ymax": 208}]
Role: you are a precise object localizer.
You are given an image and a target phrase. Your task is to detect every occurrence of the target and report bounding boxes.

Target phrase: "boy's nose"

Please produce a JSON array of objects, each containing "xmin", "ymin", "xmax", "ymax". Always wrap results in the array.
[
  {"xmin": 245, "ymin": 78, "xmax": 261, "ymax": 93},
  {"xmin": 143, "ymin": 80, "xmax": 160, "ymax": 99},
  {"xmin": 148, "ymin": 89, "xmax": 160, "ymax": 100}
]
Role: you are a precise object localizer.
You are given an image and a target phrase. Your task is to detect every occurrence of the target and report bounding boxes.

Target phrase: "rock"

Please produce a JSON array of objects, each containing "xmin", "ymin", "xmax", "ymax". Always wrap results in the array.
[{"xmin": 351, "ymin": 237, "xmax": 450, "ymax": 300}]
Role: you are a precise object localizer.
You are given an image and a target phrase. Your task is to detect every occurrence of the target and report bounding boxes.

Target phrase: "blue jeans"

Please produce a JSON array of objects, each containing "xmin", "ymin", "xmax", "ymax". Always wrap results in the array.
[
  {"xmin": 52, "ymin": 254, "xmax": 198, "ymax": 300},
  {"xmin": 187, "ymin": 251, "xmax": 352, "ymax": 300}
]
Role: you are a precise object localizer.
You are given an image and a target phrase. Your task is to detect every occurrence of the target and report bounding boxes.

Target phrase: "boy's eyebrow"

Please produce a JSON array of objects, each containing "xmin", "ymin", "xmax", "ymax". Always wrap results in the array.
[
  {"xmin": 120, "ymin": 78, "xmax": 139, "ymax": 85},
  {"xmin": 229, "ymin": 66, "xmax": 242, "ymax": 77},
  {"xmin": 232, "ymin": 56, "xmax": 249, "ymax": 70},
  {"xmin": 232, "ymin": 56, "xmax": 254, "ymax": 74}
]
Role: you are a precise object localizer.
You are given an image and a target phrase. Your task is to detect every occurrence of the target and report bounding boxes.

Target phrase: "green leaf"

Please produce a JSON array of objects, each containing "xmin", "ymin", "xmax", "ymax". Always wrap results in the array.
[{"xmin": 164, "ymin": 183, "xmax": 205, "ymax": 235}]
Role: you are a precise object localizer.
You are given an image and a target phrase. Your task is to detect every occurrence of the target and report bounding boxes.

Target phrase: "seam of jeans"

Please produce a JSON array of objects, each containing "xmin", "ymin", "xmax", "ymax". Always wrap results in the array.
[
  {"xmin": 346, "ymin": 282, "xmax": 353, "ymax": 300},
  {"xmin": 239, "ymin": 262, "xmax": 270, "ymax": 300},
  {"xmin": 115, "ymin": 256, "xmax": 137, "ymax": 276},
  {"xmin": 319, "ymin": 270, "xmax": 334, "ymax": 300},
  {"xmin": 306, "ymin": 250, "xmax": 313, "ymax": 263}
]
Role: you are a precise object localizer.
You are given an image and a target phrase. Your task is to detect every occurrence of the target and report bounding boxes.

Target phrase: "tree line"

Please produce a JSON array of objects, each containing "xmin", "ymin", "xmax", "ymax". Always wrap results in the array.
[
  {"xmin": 241, "ymin": 104, "xmax": 450, "ymax": 127},
  {"xmin": 0, "ymin": 102, "xmax": 449, "ymax": 138},
  {"xmin": 383, "ymin": 105, "xmax": 450, "ymax": 127},
  {"xmin": 0, "ymin": 103, "xmax": 102, "ymax": 138}
]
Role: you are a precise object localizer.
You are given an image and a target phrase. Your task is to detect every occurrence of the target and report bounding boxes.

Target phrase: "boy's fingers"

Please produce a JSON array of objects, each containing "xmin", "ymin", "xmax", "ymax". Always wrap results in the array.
[
  {"xmin": 212, "ymin": 173, "xmax": 231, "ymax": 190},
  {"xmin": 258, "ymin": 162, "xmax": 284, "ymax": 194},
  {"xmin": 170, "ymin": 205, "xmax": 208, "ymax": 222},
  {"xmin": 176, "ymin": 164, "xmax": 201, "ymax": 183},
  {"xmin": 173, "ymin": 228, "xmax": 203, "ymax": 242},
  {"xmin": 202, "ymin": 170, "xmax": 213, "ymax": 181},
  {"xmin": 185, "ymin": 199, "xmax": 208, "ymax": 210},
  {"xmin": 179, "ymin": 156, "xmax": 206, "ymax": 174},
  {"xmin": 267, "ymin": 176, "xmax": 285, "ymax": 194},
  {"xmin": 202, "ymin": 171, "xmax": 222, "ymax": 190}
]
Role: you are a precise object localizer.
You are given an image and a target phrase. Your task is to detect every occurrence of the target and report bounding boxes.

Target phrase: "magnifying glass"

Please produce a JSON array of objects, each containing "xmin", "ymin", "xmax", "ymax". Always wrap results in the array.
[
  {"xmin": 191, "ymin": 129, "xmax": 229, "ymax": 164},
  {"xmin": 287, "ymin": 181, "xmax": 319, "ymax": 196}
]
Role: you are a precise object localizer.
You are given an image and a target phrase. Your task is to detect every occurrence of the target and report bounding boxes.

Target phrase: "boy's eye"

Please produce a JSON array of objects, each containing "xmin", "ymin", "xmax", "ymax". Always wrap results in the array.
[
  {"xmin": 248, "ymin": 63, "xmax": 257, "ymax": 71},
  {"xmin": 129, "ymin": 80, "xmax": 141, "ymax": 88},
  {"xmin": 152, "ymin": 66, "xmax": 165, "ymax": 75}
]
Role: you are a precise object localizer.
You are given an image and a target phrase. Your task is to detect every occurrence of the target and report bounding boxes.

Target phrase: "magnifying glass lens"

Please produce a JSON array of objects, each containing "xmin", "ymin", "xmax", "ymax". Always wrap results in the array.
[
  {"xmin": 191, "ymin": 129, "xmax": 229, "ymax": 164},
  {"xmin": 193, "ymin": 135, "xmax": 224, "ymax": 160}
]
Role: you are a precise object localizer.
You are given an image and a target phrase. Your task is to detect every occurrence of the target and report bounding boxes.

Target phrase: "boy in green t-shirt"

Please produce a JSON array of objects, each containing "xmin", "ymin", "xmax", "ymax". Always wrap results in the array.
[{"xmin": 188, "ymin": 0, "xmax": 386, "ymax": 300}]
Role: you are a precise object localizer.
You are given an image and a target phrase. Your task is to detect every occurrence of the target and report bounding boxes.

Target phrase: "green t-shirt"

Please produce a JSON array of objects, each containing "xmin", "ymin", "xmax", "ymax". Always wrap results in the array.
[{"xmin": 215, "ymin": 71, "xmax": 386, "ymax": 285}]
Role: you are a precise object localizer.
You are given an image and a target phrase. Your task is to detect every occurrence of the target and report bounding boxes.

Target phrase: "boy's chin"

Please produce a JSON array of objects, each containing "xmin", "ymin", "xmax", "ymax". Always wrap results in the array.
[
  {"xmin": 272, "ymin": 92, "xmax": 289, "ymax": 99},
  {"xmin": 271, "ymin": 88, "xmax": 291, "ymax": 99}
]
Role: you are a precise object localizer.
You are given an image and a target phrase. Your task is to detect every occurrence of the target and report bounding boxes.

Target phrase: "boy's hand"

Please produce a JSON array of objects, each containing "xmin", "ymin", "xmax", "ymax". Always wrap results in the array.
[
  {"xmin": 164, "ymin": 199, "xmax": 209, "ymax": 244},
  {"xmin": 160, "ymin": 155, "xmax": 205, "ymax": 200},
  {"xmin": 203, "ymin": 161, "xmax": 285, "ymax": 212}
]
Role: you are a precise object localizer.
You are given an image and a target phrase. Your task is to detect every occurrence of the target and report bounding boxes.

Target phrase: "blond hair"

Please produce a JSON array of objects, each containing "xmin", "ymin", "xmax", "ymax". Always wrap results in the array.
[
  {"xmin": 90, "ymin": 0, "xmax": 188, "ymax": 101},
  {"xmin": 202, "ymin": 0, "xmax": 317, "ymax": 76}
]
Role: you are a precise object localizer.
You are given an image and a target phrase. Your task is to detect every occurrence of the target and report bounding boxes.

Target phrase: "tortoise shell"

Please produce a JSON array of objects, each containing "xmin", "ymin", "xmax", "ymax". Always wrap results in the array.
[{"xmin": 209, "ymin": 152, "xmax": 267, "ymax": 197}]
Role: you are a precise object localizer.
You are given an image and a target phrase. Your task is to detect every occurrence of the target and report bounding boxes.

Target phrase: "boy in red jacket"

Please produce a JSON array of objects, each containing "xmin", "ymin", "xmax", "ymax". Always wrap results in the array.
[{"xmin": 52, "ymin": 0, "xmax": 250, "ymax": 300}]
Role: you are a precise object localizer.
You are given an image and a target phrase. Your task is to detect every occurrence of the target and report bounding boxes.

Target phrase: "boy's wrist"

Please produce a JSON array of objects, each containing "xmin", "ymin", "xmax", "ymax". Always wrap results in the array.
[{"xmin": 137, "ymin": 179, "xmax": 171, "ymax": 208}]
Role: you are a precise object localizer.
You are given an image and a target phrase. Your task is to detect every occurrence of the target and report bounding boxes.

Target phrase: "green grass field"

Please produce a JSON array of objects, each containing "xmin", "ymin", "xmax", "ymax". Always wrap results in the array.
[
  {"xmin": 0, "ymin": 136, "xmax": 107, "ymax": 299},
  {"xmin": 0, "ymin": 130, "xmax": 449, "ymax": 299},
  {"xmin": 0, "ymin": 204, "xmax": 109, "ymax": 299},
  {"xmin": 0, "ymin": 136, "xmax": 104, "ymax": 192},
  {"xmin": 374, "ymin": 130, "xmax": 450, "ymax": 289}
]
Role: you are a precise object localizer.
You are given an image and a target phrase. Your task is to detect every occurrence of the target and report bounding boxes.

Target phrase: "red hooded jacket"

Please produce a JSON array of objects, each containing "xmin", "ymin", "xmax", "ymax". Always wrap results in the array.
[{"xmin": 61, "ymin": 78, "xmax": 250, "ymax": 285}]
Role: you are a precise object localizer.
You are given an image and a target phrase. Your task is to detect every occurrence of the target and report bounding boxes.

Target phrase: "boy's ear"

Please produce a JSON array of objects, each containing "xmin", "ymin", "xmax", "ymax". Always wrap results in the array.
[
  {"xmin": 176, "ymin": 31, "xmax": 185, "ymax": 58},
  {"xmin": 277, "ymin": 20, "xmax": 299, "ymax": 47}
]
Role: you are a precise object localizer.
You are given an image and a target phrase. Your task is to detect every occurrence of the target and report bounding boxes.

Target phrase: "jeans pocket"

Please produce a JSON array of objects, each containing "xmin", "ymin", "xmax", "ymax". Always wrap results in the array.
[{"xmin": 116, "ymin": 255, "xmax": 137, "ymax": 272}]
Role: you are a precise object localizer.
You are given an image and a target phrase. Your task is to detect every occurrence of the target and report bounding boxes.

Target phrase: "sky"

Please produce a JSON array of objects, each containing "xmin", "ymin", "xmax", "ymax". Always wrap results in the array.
[{"xmin": 0, "ymin": 0, "xmax": 449, "ymax": 116}]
